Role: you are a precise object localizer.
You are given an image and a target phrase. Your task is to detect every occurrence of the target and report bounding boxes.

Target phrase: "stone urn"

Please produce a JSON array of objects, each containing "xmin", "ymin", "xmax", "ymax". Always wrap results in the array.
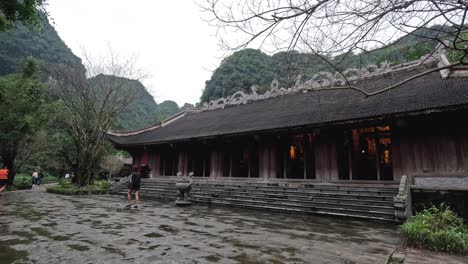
[{"xmin": 175, "ymin": 172, "xmax": 193, "ymax": 206}]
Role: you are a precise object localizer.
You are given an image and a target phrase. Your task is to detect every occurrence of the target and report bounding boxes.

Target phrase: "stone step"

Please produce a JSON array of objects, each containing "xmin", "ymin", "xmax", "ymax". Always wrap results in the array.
[
  {"xmin": 118, "ymin": 190, "xmax": 395, "ymax": 220},
  {"xmin": 142, "ymin": 180, "xmax": 398, "ymax": 191},
  {"xmin": 194, "ymin": 193, "xmax": 393, "ymax": 210},
  {"xmin": 143, "ymin": 183, "xmax": 398, "ymax": 196},
  {"xmin": 135, "ymin": 188, "xmax": 394, "ymax": 214},
  {"xmin": 197, "ymin": 200, "xmax": 395, "ymax": 221},
  {"xmin": 143, "ymin": 178, "xmax": 398, "ymax": 189},
  {"xmin": 191, "ymin": 194, "xmax": 394, "ymax": 213},
  {"xmin": 114, "ymin": 180, "xmax": 398, "ymax": 221},
  {"xmin": 187, "ymin": 187, "xmax": 395, "ymax": 201},
  {"xmin": 136, "ymin": 187, "xmax": 393, "ymax": 203},
  {"xmin": 193, "ymin": 185, "xmax": 398, "ymax": 196},
  {"xmin": 140, "ymin": 184, "xmax": 398, "ymax": 198}
]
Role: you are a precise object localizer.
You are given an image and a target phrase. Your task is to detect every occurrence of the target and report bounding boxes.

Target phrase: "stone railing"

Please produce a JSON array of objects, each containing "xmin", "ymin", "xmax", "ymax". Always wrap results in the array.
[
  {"xmin": 109, "ymin": 175, "xmax": 131, "ymax": 193},
  {"xmin": 394, "ymin": 175, "xmax": 413, "ymax": 222}
]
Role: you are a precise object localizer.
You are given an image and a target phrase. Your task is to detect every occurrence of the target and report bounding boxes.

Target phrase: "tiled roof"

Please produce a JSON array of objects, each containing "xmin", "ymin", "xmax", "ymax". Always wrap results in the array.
[{"xmin": 107, "ymin": 65, "xmax": 468, "ymax": 146}]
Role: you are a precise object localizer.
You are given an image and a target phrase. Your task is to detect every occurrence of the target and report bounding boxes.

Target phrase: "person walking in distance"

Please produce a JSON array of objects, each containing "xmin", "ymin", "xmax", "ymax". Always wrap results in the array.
[
  {"xmin": 37, "ymin": 170, "xmax": 43, "ymax": 186},
  {"xmin": 32, "ymin": 170, "xmax": 38, "ymax": 185},
  {"xmin": 0, "ymin": 167, "xmax": 8, "ymax": 193},
  {"xmin": 127, "ymin": 166, "xmax": 141, "ymax": 208}
]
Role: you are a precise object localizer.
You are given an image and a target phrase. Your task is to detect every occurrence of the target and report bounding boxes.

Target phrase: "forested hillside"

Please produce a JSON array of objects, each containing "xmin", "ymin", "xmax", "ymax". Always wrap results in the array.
[
  {"xmin": 0, "ymin": 20, "xmax": 85, "ymax": 77},
  {"xmin": 0, "ymin": 18, "xmax": 182, "ymax": 131},
  {"xmin": 113, "ymin": 81, "xmax": 184, "ymax": 131},
  {"xmin": 201, "ymin": 26, "xmax": 444, "ymax": 103}
]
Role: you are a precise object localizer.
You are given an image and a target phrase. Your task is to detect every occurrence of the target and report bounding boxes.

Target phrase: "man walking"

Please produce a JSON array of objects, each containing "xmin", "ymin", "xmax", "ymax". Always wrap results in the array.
[
  {"xmin": 127, "ymin": 166, "xmax": 141, "ymax": 208},
  {"xmin": 32, "ymin": 170, "xmax": 38, "ymax": 185}
]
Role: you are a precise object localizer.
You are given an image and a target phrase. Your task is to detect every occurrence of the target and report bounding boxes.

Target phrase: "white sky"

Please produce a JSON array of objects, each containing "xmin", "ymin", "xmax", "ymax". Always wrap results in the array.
[{"xmin": 47, "ymin": 0, "xmax": 222, "ymax": 106}]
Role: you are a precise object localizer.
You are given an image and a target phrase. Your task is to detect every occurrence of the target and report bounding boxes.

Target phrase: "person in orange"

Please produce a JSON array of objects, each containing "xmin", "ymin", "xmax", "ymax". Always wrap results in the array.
[{"xmin": 0, "ymin": 167, "xmax": 9, "ymax": 192}]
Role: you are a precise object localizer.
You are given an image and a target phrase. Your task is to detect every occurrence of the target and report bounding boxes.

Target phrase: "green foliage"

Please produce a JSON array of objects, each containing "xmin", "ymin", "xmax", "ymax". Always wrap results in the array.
[
  {"xmin": 13, "ymin": 173, "xmax": 58, "ymax": 185},
  {"xmin": 0, "ymin": 0, "xmax": 46, "ymax": 31},
  {"xmin": 10, "ymin": 174, "xmax": 32, "ymax": 190},
  {"xmin": 446, "ymin": 32, "xmax": 468, "ymax": 64},
  {"xmin": 201, "ymin": 26, "xmax": 443, "ymax": 103},
  {"xmin": 113, "ymin": 79, "xmax": 182, "ymax": 131},
  {"xmin": 0, "ymin": 58, "xmax": 50, "ymax": 181},
  {"xmin": 400, "ymin": 204, "xmax": 468, "ymax": 255},
  {"xmin": 46, "ymin": 180, "xmax": 109, "ymax": 195},
  {"xmin": 0, "ymin": 16, "xmax": 180, "ymax": 132},
  {"xmin": 201, "ymin": 49, "xmax": 275, "ymax": 102},
  {"xmin": 0, "ymin": 16, "xmax": 85, "ymax": 77},
  {"xmin": 157, "ymin": 100, "xmax": 179, "ymax": 119},
  {"xmin": 110, "ymin": 77, "xmax": 182, "ymax": 131}
]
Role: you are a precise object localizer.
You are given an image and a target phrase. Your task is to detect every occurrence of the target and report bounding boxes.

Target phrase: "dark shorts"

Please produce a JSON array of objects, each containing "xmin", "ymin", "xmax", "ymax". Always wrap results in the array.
[
  {"xmin": 0, "ymin": 179, "xmax": 8, "ymax": 186},
  {"xmin": 128, "ymin": 185, "xmax": 140, "ymax": 192}
]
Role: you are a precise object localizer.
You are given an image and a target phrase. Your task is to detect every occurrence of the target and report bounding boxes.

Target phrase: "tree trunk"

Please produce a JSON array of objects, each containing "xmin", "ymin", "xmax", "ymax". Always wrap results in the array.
[{"xmin": 72, "ymin": 148, "xmax": 101, "ymax": 186}]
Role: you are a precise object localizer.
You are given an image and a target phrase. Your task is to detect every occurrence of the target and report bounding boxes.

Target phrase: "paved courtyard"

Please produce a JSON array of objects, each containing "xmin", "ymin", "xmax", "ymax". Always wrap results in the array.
[{"xmin": 1, "ymin": 188, "xmax": 403, "ymax": 264}]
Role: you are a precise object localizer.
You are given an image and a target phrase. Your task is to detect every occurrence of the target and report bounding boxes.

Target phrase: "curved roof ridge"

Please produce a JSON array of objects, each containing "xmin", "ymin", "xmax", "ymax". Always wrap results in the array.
[{"xmin": 107, "ymin": 111, "xmax": 187, "ymax": 136}]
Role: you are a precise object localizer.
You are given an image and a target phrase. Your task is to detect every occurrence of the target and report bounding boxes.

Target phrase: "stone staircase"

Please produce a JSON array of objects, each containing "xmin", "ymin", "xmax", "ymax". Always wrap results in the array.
[{"xmin": 115, "ymin": 178, "xmax": 399, "ymax": 221}]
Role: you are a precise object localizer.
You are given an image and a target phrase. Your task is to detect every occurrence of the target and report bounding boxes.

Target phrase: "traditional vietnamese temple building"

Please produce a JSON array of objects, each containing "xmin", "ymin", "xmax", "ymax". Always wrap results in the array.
[{"xmin": 108, "ymin": 50, "xmax": 468, "ymax": 221}]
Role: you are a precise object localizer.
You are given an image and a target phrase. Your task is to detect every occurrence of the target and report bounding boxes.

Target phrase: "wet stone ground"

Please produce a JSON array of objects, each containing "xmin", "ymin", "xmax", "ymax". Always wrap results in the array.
[{"xmin": 0, "ymin": 188, "xmax": 401, "ymax": 264}]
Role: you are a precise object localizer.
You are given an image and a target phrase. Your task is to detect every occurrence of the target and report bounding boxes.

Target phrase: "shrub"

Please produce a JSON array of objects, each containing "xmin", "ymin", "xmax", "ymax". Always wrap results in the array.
[
  {"xmin": 46, "ymin": 180, "xmax": 109, "ymax": 195},
  {"xmin": 400, "ymin": 204, "xmax": 468, "ymax": 255},
  {"xmin": 11, "ymin": 174, "xmax": 32, "ymax": 190}
]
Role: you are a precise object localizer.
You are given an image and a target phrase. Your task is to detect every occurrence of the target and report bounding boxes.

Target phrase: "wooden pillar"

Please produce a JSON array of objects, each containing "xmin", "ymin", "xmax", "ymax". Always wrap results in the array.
[
  {"xmin": 267, "ymin": 144, "xmax": 276, "ymax": 178},
  {"xmin": 210, "ymin": 150, "xmax": 222, "ymax": 178},
  {"xmin": 258, "ymin": 139, "xmax": 277, "ymax": 179},
  {"xmin": 259, "ymin": 142, "xmax": 268, "ymax": 179},
  {"xmin": 315, "ymin": 134, "xmax": 338, "ymax": 182},
  {"xmin": 178, "ymin": 151, "xmax": 188, "ymax": 175},
  {"xmin": 153, "ymin": 153, "xmax": 161, "ymax": 176},
  {"xmin": 132, "ymin": 151, "xmax": 141, "ymax": 167}
]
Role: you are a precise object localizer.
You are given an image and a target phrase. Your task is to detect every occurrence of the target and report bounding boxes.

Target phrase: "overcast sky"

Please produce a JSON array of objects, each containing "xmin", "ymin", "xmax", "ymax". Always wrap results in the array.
[{"xmin": 47, "ymin": 0, "xmax": 221, "ymax": 106}]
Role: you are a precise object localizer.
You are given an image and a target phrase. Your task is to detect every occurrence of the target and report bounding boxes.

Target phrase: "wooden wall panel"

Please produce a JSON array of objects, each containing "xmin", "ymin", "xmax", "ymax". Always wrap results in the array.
[{"xmin": 394, "ymin": 121, "xmax": 468, "ymax": 178}]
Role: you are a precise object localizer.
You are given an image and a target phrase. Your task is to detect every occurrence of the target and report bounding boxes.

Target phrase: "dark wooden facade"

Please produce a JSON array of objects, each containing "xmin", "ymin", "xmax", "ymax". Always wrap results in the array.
[{"xmin": 126, "ymin": 111, "xmax": 468, "ymax": 183}]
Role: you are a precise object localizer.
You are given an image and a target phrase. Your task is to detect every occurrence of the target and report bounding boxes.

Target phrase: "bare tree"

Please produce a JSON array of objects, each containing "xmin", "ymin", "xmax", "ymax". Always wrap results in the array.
[
  {"xmin": 51, "ymin": 51, "xmax": 145, "ymax": 186},
  {"xmin": 200, "ymin": 0, "xmax": 468, "ymax": 93}
]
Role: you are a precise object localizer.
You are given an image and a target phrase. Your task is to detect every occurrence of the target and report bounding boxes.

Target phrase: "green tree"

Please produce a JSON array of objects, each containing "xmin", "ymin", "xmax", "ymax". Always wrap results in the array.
[
  {"xmin": 0, "ymin": 58, "xmax": 49, "ymax": 184},
  {"xmin": 0, "ymin": 0, "xmax": 47, "ymax": 31},
  {"xmin": 201, "ymin": 49, "xmax": 275, "ymax": 103}
]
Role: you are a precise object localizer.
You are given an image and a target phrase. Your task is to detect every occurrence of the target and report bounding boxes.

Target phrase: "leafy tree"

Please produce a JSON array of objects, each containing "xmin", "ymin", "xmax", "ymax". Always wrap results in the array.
[
  {"xmin": 157, "ymin": 100, "xmax": 180, "ymax": 119},
  {"xmin": 0, "ymin": 0, "xmax": 47, "ymax": 31},
  {"xmin": 0, "ymin": 58, "xmax": 49, "ymax": 184},
  {"xmin": 201, "ymin": 49, "xmax": 275, "ymax": 102}
]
